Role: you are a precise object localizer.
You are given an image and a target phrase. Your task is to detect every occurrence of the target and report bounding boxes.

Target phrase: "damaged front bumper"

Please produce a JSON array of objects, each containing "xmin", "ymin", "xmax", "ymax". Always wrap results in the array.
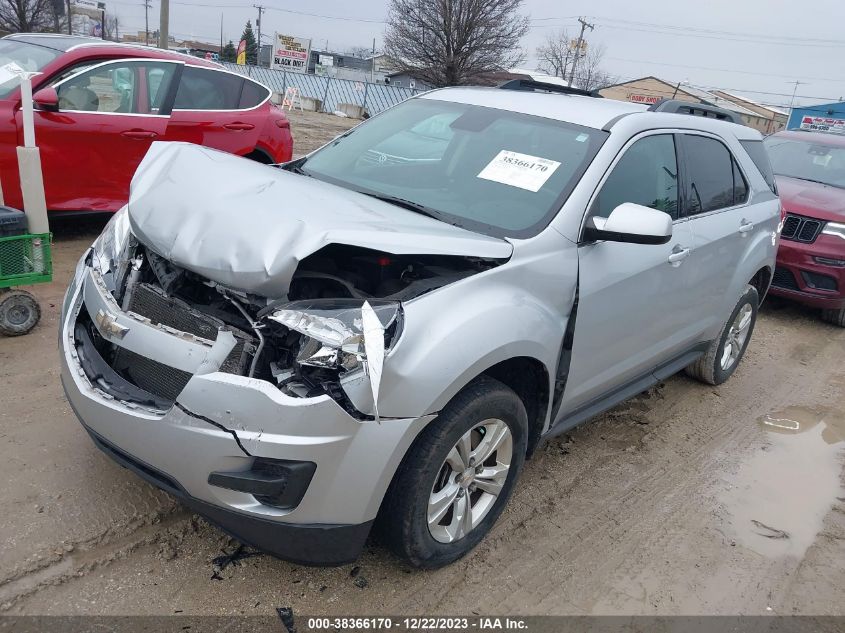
[{"xmin": 60, "ymin": 261, "xmax": 432, "ymax": 565}]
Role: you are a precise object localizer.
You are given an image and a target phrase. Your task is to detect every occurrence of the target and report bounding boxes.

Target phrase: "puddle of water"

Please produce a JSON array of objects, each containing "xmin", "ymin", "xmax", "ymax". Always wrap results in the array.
[{"xmin": 719, "ymin": 404, "xmax": 845, "ymax": 559}]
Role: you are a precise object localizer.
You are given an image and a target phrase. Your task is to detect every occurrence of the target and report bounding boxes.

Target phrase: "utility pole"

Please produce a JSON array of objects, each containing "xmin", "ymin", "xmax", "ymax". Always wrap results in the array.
[
  {"xmin": 143, "ymin": 0, "xmax": 151, "ymax": 46},
  {"xmin": 788, "ymin": 80, "xmax": 803, "ymax": 113},
  {"xmin": 219, "ymin": 13, "xmax": 223, "ymax": 55},
  {"xmin": 568, "ymin": 17, "xmax": 594, "ymax": 87},
  {"xmin": 159, "ymin": 0, "xmax": 169, "ymax": 49},
  {"xmin": 66, "ymin": 0, "xmax": 72, "ymax": 34},
  {"xmin": 254, "ymin": 5, "xmax": 264, "ymax": 66}
]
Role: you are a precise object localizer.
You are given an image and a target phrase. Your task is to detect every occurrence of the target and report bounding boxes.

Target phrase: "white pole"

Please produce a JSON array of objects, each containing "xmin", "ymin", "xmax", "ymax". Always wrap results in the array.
[
  {"xmin": 16, "ymin": 71, "xmax": 49, "ymax": 234},
  {"xmin": 21, "ymin": 74, "xmax": 36, "ymax": 148}
]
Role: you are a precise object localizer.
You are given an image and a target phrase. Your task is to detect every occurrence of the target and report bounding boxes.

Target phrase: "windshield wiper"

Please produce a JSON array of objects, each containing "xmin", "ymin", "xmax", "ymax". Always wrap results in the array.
[
  {"xmin": 282, "ymin": 157, "xmax": 310, "ymax": 176},
  {"xmin": 782, "ymin": 174, "xmax": 841, "ymax": 188},
  {"xmin": 359, "ymin": 191, "xmax": 450, "ymax": 222}
]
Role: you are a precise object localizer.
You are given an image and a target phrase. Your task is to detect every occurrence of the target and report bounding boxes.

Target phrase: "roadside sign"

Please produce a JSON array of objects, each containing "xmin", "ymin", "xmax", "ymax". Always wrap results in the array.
[
  {"xmin": 271, "ymin": 33, "xmax": 311, "ymax": 74},
  {"xmin": 799, "ymin": 116, "xmax": 845, "ymax": 135}
]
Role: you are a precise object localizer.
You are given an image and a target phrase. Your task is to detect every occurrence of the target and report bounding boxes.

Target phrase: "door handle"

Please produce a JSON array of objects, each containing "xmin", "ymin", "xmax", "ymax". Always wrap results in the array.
[
  {"xmin": 739, "ymin": 219, "xmax": 754, "ymax": 235},
  {"xmin": 223, "ymin": 122, "xmax": 255, "ymax": 131},
  {"xmin": 667, "ymin": 245, "xmax": 691, "ymax": 266},
  {"xmin": 121, "ymin": 130, "xmax": 157, "ymax": 139}
]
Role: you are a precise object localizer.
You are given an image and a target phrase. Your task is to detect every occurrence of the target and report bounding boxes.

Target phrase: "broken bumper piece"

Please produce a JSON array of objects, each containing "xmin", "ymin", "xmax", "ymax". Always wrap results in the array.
[{"xmin": 59, "ymin": 263, "xmax": 432, "ymax": 566}]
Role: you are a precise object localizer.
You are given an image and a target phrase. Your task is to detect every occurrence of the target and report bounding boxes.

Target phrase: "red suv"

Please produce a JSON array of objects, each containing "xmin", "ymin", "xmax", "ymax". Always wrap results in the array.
[
  {"xmin": 0, "ymin": 33, "xmax": 292, "ymax": 214},
  {"xmin": 764, "ymin": 130, "xmax": 845, "ymax": 326}
]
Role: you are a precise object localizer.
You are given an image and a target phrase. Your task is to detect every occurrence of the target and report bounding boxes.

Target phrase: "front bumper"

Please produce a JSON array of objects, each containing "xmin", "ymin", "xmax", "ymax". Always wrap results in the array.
[
  {"xmin": 60, "ymin": 261, "xmax": 432, "ymax": 565},
  {"xmin": 770, "ymin": 235, "xmax": 845, "ymax": 310}
]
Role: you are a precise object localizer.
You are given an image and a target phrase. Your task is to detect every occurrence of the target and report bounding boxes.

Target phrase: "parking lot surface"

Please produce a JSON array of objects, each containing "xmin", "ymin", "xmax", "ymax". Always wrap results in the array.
[{"xmin": 1, "ymin": 111, "xmax": 843, "ymax": 616}]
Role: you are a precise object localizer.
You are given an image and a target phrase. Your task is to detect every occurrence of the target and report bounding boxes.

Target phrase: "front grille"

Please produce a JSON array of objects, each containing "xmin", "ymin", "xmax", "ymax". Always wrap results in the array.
[
  {"xmin": 112, "ymin": 283, "xmax": 254, "ymax": 402},
  {"xmin": 781, "ymin": 213, "xmax": 823, "ymax": 243},
  {"xmin": 772, "ymin": 266, "xmax": 800, "ymax": 291}
]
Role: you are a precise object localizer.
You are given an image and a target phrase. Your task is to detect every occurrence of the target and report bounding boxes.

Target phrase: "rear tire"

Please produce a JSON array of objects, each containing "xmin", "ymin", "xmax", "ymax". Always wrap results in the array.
[
  {"xmin": 378, "ymin": 376, "xmax": 528, "ymax": 569},
  {"xmin": 685, "ymin": 284, "xmax": 758, "ymax": 386},
  {"xmin": 0, "ymin": 289, "xmax": 41, "ymax": 336},
  {"xmin": 821, "ymin": 308, "xmax": 845, "ymax": 327}
]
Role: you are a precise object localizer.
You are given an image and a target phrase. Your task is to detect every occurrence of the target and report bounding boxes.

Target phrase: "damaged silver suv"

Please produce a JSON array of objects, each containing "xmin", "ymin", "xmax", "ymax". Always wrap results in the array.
[{"xmin": 60, "ymin": 84, "xmax": 780, "ymax": 568}]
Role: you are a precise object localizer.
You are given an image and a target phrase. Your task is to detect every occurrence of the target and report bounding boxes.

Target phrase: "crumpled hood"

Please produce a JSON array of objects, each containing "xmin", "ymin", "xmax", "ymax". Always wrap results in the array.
[
  {"xmin": 776, "ymin": 175, "xmax": 845, "ymax": 223},
  {"xmin": 128, "ymin": 142, "xmax": 513, "ymax": 298}
]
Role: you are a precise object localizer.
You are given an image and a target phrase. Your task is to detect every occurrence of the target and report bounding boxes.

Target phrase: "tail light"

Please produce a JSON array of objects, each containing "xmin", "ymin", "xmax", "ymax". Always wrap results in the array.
[{"xmin": 274, "ymin": 118, "xmax": 290, "ymax": 129}]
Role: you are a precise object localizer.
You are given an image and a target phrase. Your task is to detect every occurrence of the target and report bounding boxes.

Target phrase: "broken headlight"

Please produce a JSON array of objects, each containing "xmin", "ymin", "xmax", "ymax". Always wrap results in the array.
[
  {"xmin": 268, "ymin": 299, "xmax": 402, "ymax": 418},
  {"xmin": 91, "ymin": 205, "xmax": 132, "ymax": 278}
]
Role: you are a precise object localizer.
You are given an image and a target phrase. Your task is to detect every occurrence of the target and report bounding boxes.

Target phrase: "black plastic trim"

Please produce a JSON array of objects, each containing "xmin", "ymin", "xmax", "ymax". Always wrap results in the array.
[
  {"xmin": 497, "ymin": 78, "xmax": 600, "ymax": 98},
  {"xmin": 208, "ymin": 458, "xmax": 317, "ymax": 509},
  {"xmin": 582, "ymin": 226, "xmax": 672, "ymax": 245},
  {"xmin": 66, "ymin": 402, "xmax": 372, "ymax": 566},
  {"xmin": 546, "ymin": 343, "xmax": 709, "ymax": 438}
]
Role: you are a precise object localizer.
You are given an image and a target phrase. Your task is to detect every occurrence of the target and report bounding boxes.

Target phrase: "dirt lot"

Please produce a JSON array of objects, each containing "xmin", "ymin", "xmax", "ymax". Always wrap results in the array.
[{"xmin": 1, "ymin": 110, "xmax": 843, "ymax": 617}]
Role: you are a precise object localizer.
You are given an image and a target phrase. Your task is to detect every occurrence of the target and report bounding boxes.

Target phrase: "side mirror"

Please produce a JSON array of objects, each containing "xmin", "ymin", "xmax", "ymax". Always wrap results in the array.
[
  {"xmin": 32, "ymin": 87, "xmax": 59, "ymax": 112},
  {"xmin": 583, "ymin": 202, "xmax": 673, "ymax": 245}
]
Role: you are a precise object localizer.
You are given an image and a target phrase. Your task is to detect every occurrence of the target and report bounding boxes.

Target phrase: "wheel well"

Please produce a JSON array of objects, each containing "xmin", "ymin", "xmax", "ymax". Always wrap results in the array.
[
  {"xmin": 750, "ymin": 266, "xmax": 772, "ymax": 301},
  {"xmin": 244, "ymin": 148, "xmax": 274, "ymax": 164},
  {"xmin": 483, "ymin": 357, "xmax": 550, "ymax": 458}
]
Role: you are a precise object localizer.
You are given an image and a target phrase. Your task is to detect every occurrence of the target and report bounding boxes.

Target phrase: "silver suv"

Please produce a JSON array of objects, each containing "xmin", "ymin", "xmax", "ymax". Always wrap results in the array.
[{"xmin": 60, "ymin": 84, "xmax": 780, "ymax": 568}]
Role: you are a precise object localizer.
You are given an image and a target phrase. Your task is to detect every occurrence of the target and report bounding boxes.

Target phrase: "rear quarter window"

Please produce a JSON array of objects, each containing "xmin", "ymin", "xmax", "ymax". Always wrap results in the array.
[
  {"xmin": 740, "ymin": 140, "xmax": 777, "ymax": 194},
  {"xmin": 240, "ymin": 80, "xmax": 269, "ymax": 108}
]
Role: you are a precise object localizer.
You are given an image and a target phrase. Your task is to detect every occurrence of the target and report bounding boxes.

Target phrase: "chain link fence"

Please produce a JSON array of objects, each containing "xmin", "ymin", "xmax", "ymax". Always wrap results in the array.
[{"xmin": 222, "ymin": 63, "xmax": 420, "ymax": 116}]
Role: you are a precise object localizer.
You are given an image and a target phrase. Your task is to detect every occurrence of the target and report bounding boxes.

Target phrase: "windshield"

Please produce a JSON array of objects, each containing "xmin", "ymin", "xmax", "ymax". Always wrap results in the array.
[
  {"xmin": 0, "ymin": 40, "xmax": 60, "ymax": 99},
  {"xmin": 299, "ymin": 98, "xmax": 607, "ymax": 237},
  {"xmin": 764, "ymin": 135, "xmax": 845, "ymax": 190}
]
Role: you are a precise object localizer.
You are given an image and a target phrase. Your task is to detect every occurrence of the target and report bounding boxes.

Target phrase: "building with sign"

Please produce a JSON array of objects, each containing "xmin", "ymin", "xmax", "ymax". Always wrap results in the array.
[
  {"xmin": 787, "ymin": 101, "xmax": 845, "ymax": 135},
  {"xmin": 598, "ymin": 76, "xmax": 782, "ymax": 134}
]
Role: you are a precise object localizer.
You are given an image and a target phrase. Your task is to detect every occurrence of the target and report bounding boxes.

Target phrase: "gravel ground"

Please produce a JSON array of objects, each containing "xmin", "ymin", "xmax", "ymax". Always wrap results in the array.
[{"xmin": 0, "ymin": 110, "xmax": 843, "ymax": 617}]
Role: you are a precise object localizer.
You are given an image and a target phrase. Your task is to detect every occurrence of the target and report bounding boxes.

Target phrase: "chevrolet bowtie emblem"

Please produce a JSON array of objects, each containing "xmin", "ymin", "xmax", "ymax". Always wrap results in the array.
[{"xmin": 95, "ymin": 309, "xmax": 129, "ymax": 339}]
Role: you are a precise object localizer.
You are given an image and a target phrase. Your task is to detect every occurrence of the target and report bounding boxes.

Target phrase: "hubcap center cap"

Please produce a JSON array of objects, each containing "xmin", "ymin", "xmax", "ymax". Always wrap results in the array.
[{"xmin": 458, "ymin": 468, "xmax": 475, "ymax": 488}]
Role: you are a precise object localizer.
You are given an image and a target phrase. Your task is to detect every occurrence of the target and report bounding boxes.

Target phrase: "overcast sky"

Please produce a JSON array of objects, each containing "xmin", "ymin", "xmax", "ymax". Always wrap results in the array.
[{"xmin": 107, "ymin": 0, "xmax": 845, "ymax": 109}]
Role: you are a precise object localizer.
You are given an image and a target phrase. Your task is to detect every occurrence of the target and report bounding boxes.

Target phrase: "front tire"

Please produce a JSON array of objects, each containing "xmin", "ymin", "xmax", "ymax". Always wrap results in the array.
[
  {"xmin": 378, "ymin": 376, "xmax": 528, "ymax": 568},
  {"xmin": 685, "ymin": 284, "xmax": 758, "ymax": 385},
  {"xmin": 821, "ymin": 308, "xmax": 845, "ymax": 327}
]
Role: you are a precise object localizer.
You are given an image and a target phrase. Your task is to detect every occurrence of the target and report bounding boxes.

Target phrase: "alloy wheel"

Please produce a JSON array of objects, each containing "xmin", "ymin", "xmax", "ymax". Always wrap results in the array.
[{"xmin": 427, "ymin": 418, "xmax": 513, "ymax": 543}]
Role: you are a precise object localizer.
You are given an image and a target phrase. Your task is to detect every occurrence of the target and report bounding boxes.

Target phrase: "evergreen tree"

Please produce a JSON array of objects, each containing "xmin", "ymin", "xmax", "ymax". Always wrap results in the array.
[
  {"xmin": 222, "ymin": 40, "xmax": 237, "ymax": 63},
  {"xmin": 239, "ymin": 20, "xmax": 258, "ymax": 65}
]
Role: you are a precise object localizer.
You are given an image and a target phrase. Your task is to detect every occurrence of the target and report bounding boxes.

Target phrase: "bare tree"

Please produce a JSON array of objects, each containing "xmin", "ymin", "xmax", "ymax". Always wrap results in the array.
[
  {"xmin": 535, "ymin": 31, "xmax": 617, "ymax": 91},
  {"xmin": 535, "ymin": 30, "xmax": 575, "ymax": 79},
  {"xmin": 384, "ymin": 0, "xmax": 529, "ymax": 87},
  {"xmin": 347, "ymin": 45, "xmax": 375, "ymax": 59},
  {"xmin": 0, "ymin": 0, "xmax": 56, "ymax": 32},
  {"xmin": 572, "ymin": 44, "xmax": 618, "ymax": 91},
  {"xmin": 103, "ymin": 14, "xmax": 119, "ymax": 40}
]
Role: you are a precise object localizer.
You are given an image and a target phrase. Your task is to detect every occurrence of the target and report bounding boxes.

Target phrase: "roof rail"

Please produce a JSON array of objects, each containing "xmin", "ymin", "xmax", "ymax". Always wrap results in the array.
[
  {"xmin": 648, "ymin": 98, "xmax": 742, "ymax": 125},
  {"xmin": 497, "ymin": 79, "xmax": 599, "ymax": 98}
]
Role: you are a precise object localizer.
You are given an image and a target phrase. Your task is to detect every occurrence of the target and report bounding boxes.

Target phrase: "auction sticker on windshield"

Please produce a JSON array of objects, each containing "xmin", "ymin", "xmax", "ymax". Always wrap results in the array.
[{"xmin": 477, "ymin": 150, "xmax": 561, "ymax": 192}]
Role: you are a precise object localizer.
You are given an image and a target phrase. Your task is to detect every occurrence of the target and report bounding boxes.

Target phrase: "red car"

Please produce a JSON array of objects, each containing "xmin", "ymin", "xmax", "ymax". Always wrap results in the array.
[
  {"xmin": 0, "ymin": 33, "xmax": 292, "ymax": 214},
  {"xmin": 764, "ymin": 130, "xmax": 845, "ymax": 326}
]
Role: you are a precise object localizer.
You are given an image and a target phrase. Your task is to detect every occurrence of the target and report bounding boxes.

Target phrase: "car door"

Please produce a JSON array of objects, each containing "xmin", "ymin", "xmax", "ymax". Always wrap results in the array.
[
  {"xmin": 30, "ymin": 59, "xmax": 181, "ymax": 212},
  {"xmin": 677, "ymin": 133, "xmax": 752, "ymax": 339},
  {"xmin": 163, "ymin": 67, "xmax": 263, "ymax": 157},
  {"xmin": 562, "ymin": 133, "xmax": 700, "ymax": 412}
]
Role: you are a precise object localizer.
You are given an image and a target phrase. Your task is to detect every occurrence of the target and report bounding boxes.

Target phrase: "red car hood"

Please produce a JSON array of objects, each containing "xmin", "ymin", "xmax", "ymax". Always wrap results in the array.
[{"xmin": 776, "ymin": 175, "xmax": 845, "ymax": 223}]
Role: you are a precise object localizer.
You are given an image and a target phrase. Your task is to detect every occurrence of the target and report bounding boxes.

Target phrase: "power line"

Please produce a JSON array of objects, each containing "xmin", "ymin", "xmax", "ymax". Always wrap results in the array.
[{"xmin": 603, "ymin": 56, "xmax": 845, "ymax": 85}]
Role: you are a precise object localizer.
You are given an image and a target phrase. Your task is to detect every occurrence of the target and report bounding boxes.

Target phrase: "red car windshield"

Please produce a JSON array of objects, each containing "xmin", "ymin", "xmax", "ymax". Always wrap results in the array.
[
  {"xmin": 765, "ymin": 135, "xmax": 845, "ymax": 190},
  {"xmin": 0, "ymin": 40, "xmax": 61, "ymax": 98}
]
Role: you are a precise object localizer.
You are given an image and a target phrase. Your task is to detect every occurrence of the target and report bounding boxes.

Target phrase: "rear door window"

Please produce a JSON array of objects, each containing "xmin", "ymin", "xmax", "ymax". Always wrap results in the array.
[
  {"xmin": 681, "ymin": 135, "xmax": 747, "ymax": 215},
  {"xmin": 174, "ymin": 67, "xmax": 245, "ymax": 110}
]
